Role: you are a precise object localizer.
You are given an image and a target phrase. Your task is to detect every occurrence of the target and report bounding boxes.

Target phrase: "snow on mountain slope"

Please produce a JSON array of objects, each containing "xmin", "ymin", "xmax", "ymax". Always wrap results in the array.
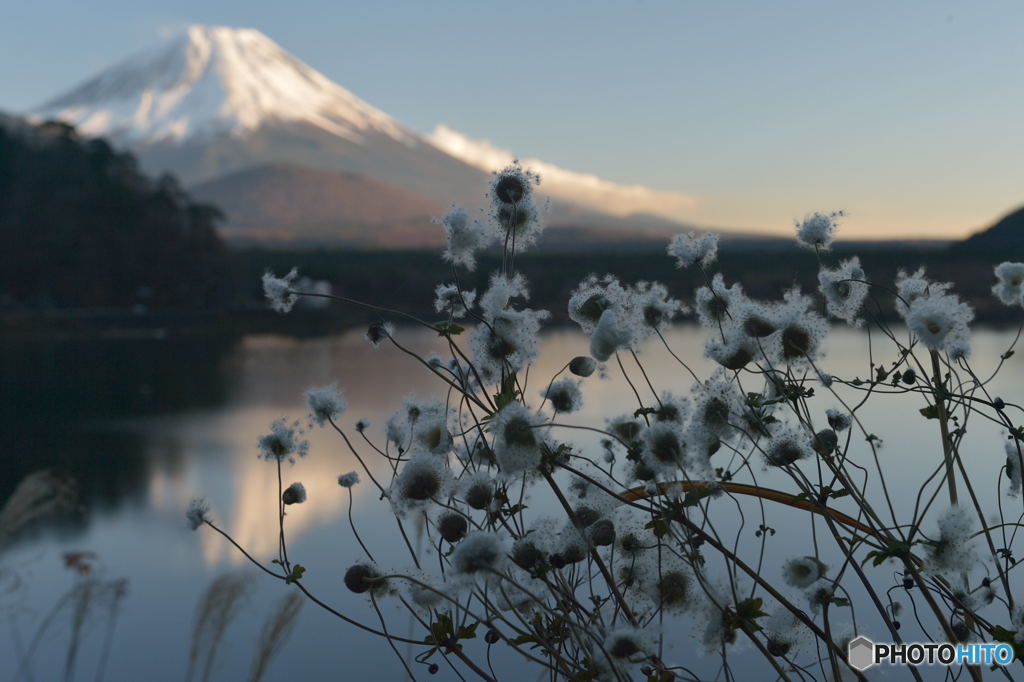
[
  {"xmin": 427, "ymin": 124, "xmax": 696, "ymax": 222},
  {"xmin": 27, "ymin": 25, "xmax": 702, "ymax": 241},
  {"xmin": 35, "ymin": 25, "xmax": 413, "ymax": 145}
]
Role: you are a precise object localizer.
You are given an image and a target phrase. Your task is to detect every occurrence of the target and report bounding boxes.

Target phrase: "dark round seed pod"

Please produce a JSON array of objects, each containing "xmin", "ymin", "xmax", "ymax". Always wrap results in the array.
[
  {"xmin": 439, "ymin": 513, "xmax": 468, "ymax": 543},
  {"xmin": 813, "ymin": 428, "xmax": 838, "ymax": 456},
  {"xmin": 619, "ymin": 531, "xmax": 643, "ymax": 554},
  {"xmin": 718, "ymin": 347, "xmax": 753, "ymax": 370},
  {"xmin": 494, "ymin": 174, "xmax": 526, "ymax": 204},
  {"xmin": 569, "ymin": 356, "xmax": 597, "ymax": 377},
  {"xmin": 428, "ymin": 663, "xmax": 440, "ymax": 675},
  {"xmin": 589, "ymin": 518, "xmax": 616, "ymax": 547},
  {"xmin": 403, "ymin": 470, "xmax": 441, "ymax": 501},
  {"xmin": 573, "ymin": 506, "xmax": 600, "ymax": 528},
  {"xmin": 281, "ymin": 484, "xmax": 305, "ymax": 505},
  {"xmin": 549, "ymin": 553, "xmax": 566, "ymax": 569},
  {"xmin": 612, "ymin": 419, "xmax": 642, "ymax": 442},
  {"xmin": 609, "ymin": 635, "xmax": 640, "ymax": 658},
  {"xmin": 344, "ymin": 564, "xmax": 382, "ymax": 594},
  {"xmin": 578, "ymin": 294, "xmax": 611, "ymax": 324},
  {"xmin": 561, "ymin": 544, "xmax": 586, "ymax": 565},
  {"xmin": 502, "ymin": 416, "xmax": 536, "ymax": 447},
  {"xmin": 901, "ymin": 368, "xmax": 916, "ymax": 385},
  {"xmin": 511, "ymin": 540, "xmax": 544, "ymax": 571},
  {"xmin": 767, "ymin": 638, "xmax": 791, "ymax": 657},
  {"xmin": 781, "ymin": 325, "xmax": 812, "ymax": 359},
  {"xmin": 485, "ymin": 629, "xmax": 500, "ymax": 644},
  {"xmin": 465, "ymin": 482, "xmax": 493, "ymax": 510},
  {"xmin": 743, "ymin": 315, "xmax": 776, "ymax": 338},
  {"xmin": 548, "ymin": 387, "xmax": 576, "ymax": 413},
  {"xmin": 366, "ymin": 322, "xmax": 388, "ymax": 346}
]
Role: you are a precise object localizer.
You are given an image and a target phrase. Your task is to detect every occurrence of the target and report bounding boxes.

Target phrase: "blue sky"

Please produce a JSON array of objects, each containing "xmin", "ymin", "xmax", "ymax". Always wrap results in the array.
[{"xmin": 3, "ymin": 0, "xmax": 1022, "ymax": 238}]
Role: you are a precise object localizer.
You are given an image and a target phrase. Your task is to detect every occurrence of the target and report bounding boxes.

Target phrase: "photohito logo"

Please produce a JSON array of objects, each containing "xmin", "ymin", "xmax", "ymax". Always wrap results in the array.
[{"xmin": 847, "ymin": 636, "xmax": 1014, "ymax": 671}]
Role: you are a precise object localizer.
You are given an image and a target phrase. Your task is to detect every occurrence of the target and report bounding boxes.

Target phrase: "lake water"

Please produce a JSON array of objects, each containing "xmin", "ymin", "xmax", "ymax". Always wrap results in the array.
[{"xmin": 2, "ymin": 324, "xmax": 1022, "ymax": 681}]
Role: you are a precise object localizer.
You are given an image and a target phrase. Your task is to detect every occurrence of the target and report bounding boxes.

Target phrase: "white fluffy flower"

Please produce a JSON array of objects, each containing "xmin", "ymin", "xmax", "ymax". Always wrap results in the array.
[
  {"xmin": 435, "ymin": 205, "xmax": 494, "ymax": 270},
  {"xmin": 306, "ymin": 383, "xmax": 346, "ymax": 427},
  {"xmin": 390, "ymin": 453, "xmax": 452, "ymax": 515},
  {"xmin": 568, "ymin": 275, "xmax": 630, "ymax": 335},
  {"xmin": 262, "ymin": 268, "xmax": 299, "ymax": 313},
  {"xmin": 543, "ymin": 378, "xmax": 583, "ymax": 413},
  {"xmin": 590, "ymin": 309, "xmax": 633, "ymax": 361},
  {"xmin": 386, "ymin": 399, "xmax": 453, "ymax": 455},
  {"xmin": 282, "ymin": 482, "xmax": 307, "ymax": 505},
  {"xmin": 691, "ymin": 369, "xmax": 743, "ymax": 441},
  {"xmin": 470, "ymin": 308, "xmax": 549, "ymax": 383},
  {"xmin": 993, "ymin": 262, "xmax": 1024, "ymax": 307},
  {"xmin": 603, "ymin": 626, "xmax": 655, "ymax": 660},
  {"xmin": 364, "ymin": 321, "xmax": 394, "ymax": 348},
  {"xmin": 764, "ymin": 423, "xmax": 813, "ymax": 467},
  {"xmin": 826, "ymin": 408, "xmax": 852, "ymax": 432},
  {"xmin": 337, "ymin": 471, "xmax": 361, "ymax": 488},
  {"xmin": 471, "ymin": 274, "xmax": 548, "ymax": 383},
  {"xmin": 491, "ymin": 402, "xmax": 545, "ymax": 475},
  {"xmin": 489, "ymin": 163, "xmax": 543, "ymax": 250},
  {"xmin": 434, "ymin": 283, "xmax": 476, "ymax": 318},
  {"xmin": 906, "ymin": 293, "xmax": 974, "ymax": 355},
  {"xmin": 629, "ymin": 281, "xmax": 687, "ymax": 338},
  {"xmin": 694, "ymin": 274, "xmax": 744, "ymax": 327},
  {"xmin": 642, "ymin": 554, "xmax": 692, "ymax": 613},
  {"xmin": 641, "ymin": 421, "xmax": 687, "ymax": 473},
  {"xmin": 667, "ymin": 231, "xmax": 719, "ymax": 269},
  {"xmin": 1006, "ymin": 439, "xmax": 1023, "ymax": 496},
  {"xmin": 452, "ymin": 531, "xmax": 507, "ymax": 575},
  {"xmin": 894, "ymin": 268, "xmax": 952, "ymax": 318},
  {"xmin": 927, "ymin": 506, "xmax": 977, "ymax": 574},
  {"xmin": 770, "ymin": 288, "xmax": 829, "ymax": 365},
  {"xmin": 818, "ymin": 257, "xmax": 869, "ymax": 326},
  {"xmin": 186, "ymin": 498, "xmax": 209, "ymax": 531},
  {"xmin": 480, "ymin": 273, "xmax": 530, "ymax": 317},
  {"xmin": 795, "ymin": 210, "xmax": 844, "ymax": 250},
  {"xmin": 461, "ymin": 472, "xmax": 496, "ymax": 511},
  {"xmin": 783, "ymin": 556, "xmax": 827, "ymax": 588},
  {"xmin": 258, "ymin": 419, "xmax": 309, "ymax": 463},
  {"xmin": 704, "ymin": 326, "xmax": 760, "ymax": 371}
]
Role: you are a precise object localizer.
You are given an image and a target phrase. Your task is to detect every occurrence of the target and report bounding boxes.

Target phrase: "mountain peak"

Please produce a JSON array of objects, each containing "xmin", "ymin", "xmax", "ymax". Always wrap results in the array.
[{"xmin": 33, "ymin": 24, "xmax": 411, "ymax": 145}]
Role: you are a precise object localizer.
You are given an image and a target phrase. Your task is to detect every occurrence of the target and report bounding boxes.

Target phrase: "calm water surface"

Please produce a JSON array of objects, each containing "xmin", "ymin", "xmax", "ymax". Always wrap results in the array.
[{"xmin": 2, "ymin": 326, "xmax": 1022, "ymax": 681}]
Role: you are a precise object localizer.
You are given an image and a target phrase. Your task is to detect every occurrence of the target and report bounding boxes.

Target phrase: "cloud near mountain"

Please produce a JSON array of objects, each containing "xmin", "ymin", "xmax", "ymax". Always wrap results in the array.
[{"xmin": 427, "ymin": 124, "xmax": 697, "ymax": 221}]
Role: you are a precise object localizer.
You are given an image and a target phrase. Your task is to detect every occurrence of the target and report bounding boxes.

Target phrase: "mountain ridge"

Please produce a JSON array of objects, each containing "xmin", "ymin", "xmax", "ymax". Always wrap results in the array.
[{"xmin": 27, "ymin": 25, "xmax": 710, "ymax": 243}]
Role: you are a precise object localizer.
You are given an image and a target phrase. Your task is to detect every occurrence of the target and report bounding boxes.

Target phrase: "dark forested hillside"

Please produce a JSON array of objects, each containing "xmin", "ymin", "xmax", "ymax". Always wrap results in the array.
[
  {"xmin": 960, "ymin": 206, "xmax": 1024, "ymax": 253},
  {"xmin": 0, "ymin": 118, "xmax": 233, "ymax": 309}
]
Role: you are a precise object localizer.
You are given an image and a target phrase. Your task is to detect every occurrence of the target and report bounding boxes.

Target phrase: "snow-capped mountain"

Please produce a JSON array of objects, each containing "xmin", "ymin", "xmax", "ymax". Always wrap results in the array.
[
  {"xmin": 36, "ymin": 25, "xmax": 413, "ymax": 146},
  {"xmin": 29, "ymin": 25, "xmax": 698, "ymax": 245},
  {"xmin": 33, "ymin": 24, "xmax": 488, "ymax": 203}
]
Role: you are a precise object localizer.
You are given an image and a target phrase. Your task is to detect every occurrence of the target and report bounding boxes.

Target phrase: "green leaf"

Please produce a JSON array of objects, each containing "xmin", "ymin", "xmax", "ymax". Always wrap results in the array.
[
  {"xmin": 991, "ymin": 625, "xmax": 1024, "ymax": 662},
  {"xmin": 645, "ymin": 518, "xmax": 671, "ymax": 538},
  {"xmin": 737, "ymin": 597, "xmax": 768, "ymax": 624},
  {"xmin": 284, "ymin": 564, "xmax": 306, "ymax": 584},
  {"xmin": 862, "ymin": 541, "xmax": 911, "ymax": 567},
  {"xmin": 456, "ymin": 623, "xmax": 479, "ymax": 640},
  {"xmin": 681, "ymin": 486, "xmax": 719, "ymax": 507},
  {"xmin": 493, "ymin": 374, "xmax": 520, "ymax": 410},
  {"xmin": 434, "ymin": 322, "xmax": 465, "ymax": 336}
]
